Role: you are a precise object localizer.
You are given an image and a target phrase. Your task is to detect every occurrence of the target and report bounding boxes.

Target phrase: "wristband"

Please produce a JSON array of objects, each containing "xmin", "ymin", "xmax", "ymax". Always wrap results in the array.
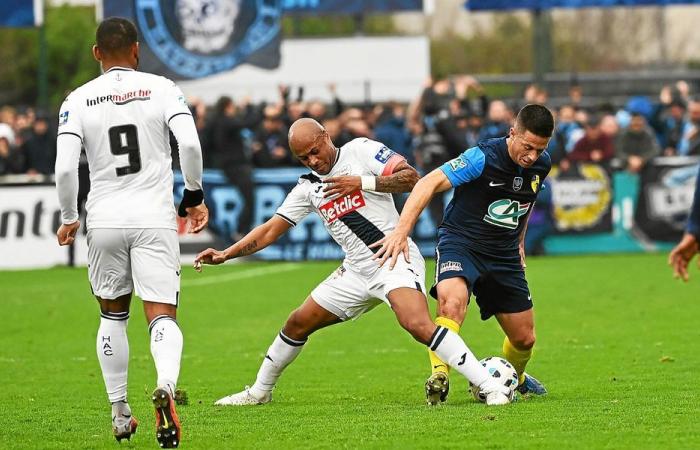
[
  {"xmin": 361, "ymin": 176, "xmax": 376, "ymax": 191},
  {"xmin": 178, "ymin": 189, "xmax": 204, "ymax": 217}
]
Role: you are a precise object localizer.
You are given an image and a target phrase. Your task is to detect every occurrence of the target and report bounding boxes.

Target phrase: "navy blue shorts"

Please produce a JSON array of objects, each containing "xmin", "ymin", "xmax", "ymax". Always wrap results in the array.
[{"xmin": 429, "ymin": 237, "xmax": 532, "ymax": 321}]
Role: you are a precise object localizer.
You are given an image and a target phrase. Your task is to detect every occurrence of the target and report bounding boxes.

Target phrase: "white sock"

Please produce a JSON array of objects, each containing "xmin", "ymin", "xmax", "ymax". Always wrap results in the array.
[
  {"xmin": 96, "ymin": 313, "xmax": 130, "ymax": 403},
  {"xmin": 149, "ymin": 315, "xmax": 183, "ymax": 396},
  {"xmin": 429, "ymin": 326, "xmax": 491, "ymax": 387},
  {"xmin": 250, "ymin": 331, "xmax": 306, "ymax": 398}
]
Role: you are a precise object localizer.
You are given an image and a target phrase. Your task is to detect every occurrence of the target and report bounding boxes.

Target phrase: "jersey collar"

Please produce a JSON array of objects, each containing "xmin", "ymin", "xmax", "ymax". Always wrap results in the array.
[{"xmin": 105, "ymin": 66, "xmax": 135, "ymax": 73}]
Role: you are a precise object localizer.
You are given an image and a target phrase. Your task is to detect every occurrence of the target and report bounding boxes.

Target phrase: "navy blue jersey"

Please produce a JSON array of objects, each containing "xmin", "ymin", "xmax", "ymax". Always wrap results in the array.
[{"xmin": 438, "ymin": 137, "xmax": 552, "ymax": 256}]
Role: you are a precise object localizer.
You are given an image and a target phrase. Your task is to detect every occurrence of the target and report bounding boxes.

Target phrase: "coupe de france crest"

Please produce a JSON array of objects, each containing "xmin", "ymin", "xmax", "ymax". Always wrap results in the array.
[{"xmin": 134, "ymin": 0, "xmax": 282, "ymax": 79}]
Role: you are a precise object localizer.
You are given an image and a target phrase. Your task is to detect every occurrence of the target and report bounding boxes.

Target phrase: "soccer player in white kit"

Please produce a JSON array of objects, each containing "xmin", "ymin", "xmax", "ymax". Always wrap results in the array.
[
  {"xmin": 194, "ymin": 118, "xmax": 512, "ymax": 407},
  {"xmin": 54, "ymin": 18, "xmax": 208, "ymax": 448}
]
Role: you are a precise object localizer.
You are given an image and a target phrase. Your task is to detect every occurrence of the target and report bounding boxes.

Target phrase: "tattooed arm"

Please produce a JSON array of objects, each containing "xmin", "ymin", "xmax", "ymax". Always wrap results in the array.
[
  {"xmin": 322, "ymin": 159, "xmax": 420, "ymax": 198},
  {"xmin": 194, "ymin": 215, "xmax": 292, "ymax": 269},
  {"xmin": 375, "ymin": 160, "xmax": 420, "ymax": 193}
]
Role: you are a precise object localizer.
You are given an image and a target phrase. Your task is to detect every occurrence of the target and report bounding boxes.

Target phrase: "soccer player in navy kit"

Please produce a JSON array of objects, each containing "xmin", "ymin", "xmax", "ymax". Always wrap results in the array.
[
  {"xmin": 668, "ymin": 163, "xmax": 700, "ymax": 281},
  {"xmin": 372, "ymin": 104, "xmax": 554, "ymax": 405}
]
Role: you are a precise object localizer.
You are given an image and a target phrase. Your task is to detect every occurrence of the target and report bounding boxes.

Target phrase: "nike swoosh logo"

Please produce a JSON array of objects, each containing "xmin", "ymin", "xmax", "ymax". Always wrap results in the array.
[
  {"xmin": 489, "ymin": 181, "xmax": 505, "ymax": 187},
  {"xmin": 433, "ymin": 365, "xmax": 445, "ymax": 369},
  {"xmin": 265, "ymin": 354, "xmax": 274, "ymax": 362}
]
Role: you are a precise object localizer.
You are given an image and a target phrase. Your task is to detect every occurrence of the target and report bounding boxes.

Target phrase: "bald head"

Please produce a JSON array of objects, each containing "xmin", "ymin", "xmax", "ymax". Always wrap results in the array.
[
  {"xmin": 288, "ymin": 118, "xmax": 325, "ymax": 153},
  {"xmin": 288, "ymin": 118, "xmax": 337, "ymax": 174}
]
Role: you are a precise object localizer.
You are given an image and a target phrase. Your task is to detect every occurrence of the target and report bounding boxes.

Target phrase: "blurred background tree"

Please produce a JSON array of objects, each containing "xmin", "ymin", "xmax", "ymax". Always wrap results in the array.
[{"xmin": 0, "ymin": 5, "xmax": 98, "ymax": 109}]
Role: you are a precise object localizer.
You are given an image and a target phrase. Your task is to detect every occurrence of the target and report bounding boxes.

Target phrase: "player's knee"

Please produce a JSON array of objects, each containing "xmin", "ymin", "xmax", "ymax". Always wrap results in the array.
[
  {"xmin": 437, "ymin": 296, "xmax": 467, "ymax": 323},
  {"xmin": 510, "ymin": 331, "xmax": 536, "ymax": 350},
  {"xmin": 283, "ymin": 309, "xmax": 312, "ymax": 341}
]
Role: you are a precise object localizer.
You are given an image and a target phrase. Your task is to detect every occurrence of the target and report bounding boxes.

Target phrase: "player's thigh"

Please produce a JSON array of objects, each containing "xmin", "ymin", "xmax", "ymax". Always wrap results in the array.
[
  {"xmin": 386, "ymin": 287, "xmax": 434, "ymax": 344},
  {"xmin": 371, "ymin": 242, "xmax": 427, "ymax": 300},
  {"xmin": 87, "ymin": 228, "xmax": 133, "ymax": 300},
  {"xmin": 310, "ymin": 265, "xmax": 378, "ymax": 321},
  {"xmin": 283, "ymin": 296, "xmax": 343, "ymax": 340},
  {"xmin": 431, "ymin": 245, "xmax": 480, "ymax": 322},
  {"xmin": 476, "ymin": 268, "xmax": 532, "ymax": 321},
  {"xmin": 129, "ymin": 229, "xmax": 181, "ymax": 306}
]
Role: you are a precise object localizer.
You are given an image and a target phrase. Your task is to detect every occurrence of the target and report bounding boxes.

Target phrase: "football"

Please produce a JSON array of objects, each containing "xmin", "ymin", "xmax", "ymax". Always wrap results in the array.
[{"xmin": 469, "ymin": 357, "xmax": 519, "ymax": 402}]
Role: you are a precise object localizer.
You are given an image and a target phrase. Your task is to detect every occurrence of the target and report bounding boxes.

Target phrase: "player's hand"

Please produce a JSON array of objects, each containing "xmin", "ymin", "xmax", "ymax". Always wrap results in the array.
[
  {"xmin": 185, "ymin": 203, "xmax": 209, "ymax": 234},
  {"xmin": 56, "ymin": 221, "xmax": 80, "ymax": 246},
  {"xmin": 323, "ymin": 176, "xmax": 362, "ymax": 199},
  {"xmin": 193, "ymin": 248, "xmax": 227, "ymax": 272},
  {"xmin": 668, "ymin": 233, "xmax": 699, "ymax": 282},
  {"xmin": 370, "ymin": 230, "xmax": 410, "ymax": 270},
  {"xmin": 519, "ymin": 242, "xmax": 527, "ymax": 269}
]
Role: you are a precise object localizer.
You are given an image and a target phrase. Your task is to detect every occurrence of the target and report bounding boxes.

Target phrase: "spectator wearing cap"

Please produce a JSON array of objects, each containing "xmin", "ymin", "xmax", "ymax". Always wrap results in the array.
[{"xmin": 616, "ymin": 113, "xmax": 661, "ymax": 173}]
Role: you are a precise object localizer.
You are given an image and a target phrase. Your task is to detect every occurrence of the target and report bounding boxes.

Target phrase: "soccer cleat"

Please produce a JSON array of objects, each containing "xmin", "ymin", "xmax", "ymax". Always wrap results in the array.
[
  {"xmin": 516, "ymin": 373, "xmax": 547, "ymax": 396},
  {"xmin": 425, "ymin": 372, "xmax": 450, "ymax": 406},
  {"xmin": 481, "ymin": 382, "xmax": 513, "ymax": 406},
  {"xmin": 112, "ymin": 414, "xmax": 138, "ymax": 442},
  {"xmin": 214, "ymin": 386, "xmax": 272, "ymax": 406},
  {"xmin": 152, "ymin": 387, "xmax": 181, "ymax": 448}
]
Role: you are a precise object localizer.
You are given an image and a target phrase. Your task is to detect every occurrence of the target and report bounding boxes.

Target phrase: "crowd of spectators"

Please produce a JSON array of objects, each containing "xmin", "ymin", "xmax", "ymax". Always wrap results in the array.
[
  {"xmin": 3, "ymin": 77, "xmax": 700, "ymax": 180},
  {"xmin": 3, "ymin": 76, "xmax": 700, "ymax": 232},
  {"xmin": 0, "ymin": 106, "xmax": 56, "ymax": 176}
]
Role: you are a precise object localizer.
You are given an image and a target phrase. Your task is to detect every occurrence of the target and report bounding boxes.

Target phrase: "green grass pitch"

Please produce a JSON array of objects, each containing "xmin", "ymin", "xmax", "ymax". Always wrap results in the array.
[{"xmin": 1, "ymin": 253, "xmax": 698, "ymax": 449}]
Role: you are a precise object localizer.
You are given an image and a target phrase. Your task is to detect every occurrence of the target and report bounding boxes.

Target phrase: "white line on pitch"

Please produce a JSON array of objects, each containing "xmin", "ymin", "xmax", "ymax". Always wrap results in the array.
[{"xmin": 181, "ymin": 263, "xmax": 303, "ymax": 287}]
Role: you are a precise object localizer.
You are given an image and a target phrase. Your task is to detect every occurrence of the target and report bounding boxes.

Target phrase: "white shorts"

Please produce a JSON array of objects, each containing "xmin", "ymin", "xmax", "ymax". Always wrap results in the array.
[
  {"xmin": 87, "ymin": 228, "xmax": 181, "ymax": 305},
  {"xmin": 311, "ymin": 243, "xmax": 426, "ymax": 320}
]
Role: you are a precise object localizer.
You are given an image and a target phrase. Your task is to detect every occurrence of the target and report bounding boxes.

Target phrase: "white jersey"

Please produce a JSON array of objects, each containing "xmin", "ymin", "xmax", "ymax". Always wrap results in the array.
[
  {"xmin": 276, "ymin": 138, "xmax": 410, "ymax": 275},
  {"xmin": 57, "ymin": 67, "xmax": 192, "ymax": 230}
]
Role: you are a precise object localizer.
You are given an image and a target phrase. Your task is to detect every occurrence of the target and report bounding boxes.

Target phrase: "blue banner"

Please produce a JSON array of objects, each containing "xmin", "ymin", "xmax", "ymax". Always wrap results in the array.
[
  {"xmin": 283, "ymin": 0, "xmax": 423, "ymax": 14},
  {"xmin": 0, "ymin": 0, "xmax": 41, "ymax": 27},
  {"xmin": 103, "ymin": 0, "xmax": 282, "ymax": 80},
  {"xmin": 467, "ymin": 0, "xmax": 700, "ymax": 10}
]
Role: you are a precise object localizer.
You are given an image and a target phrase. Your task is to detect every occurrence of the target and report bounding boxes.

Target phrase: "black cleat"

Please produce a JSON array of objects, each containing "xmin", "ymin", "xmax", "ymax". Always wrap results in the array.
[
  {"xmin": 425, "ymin": 372, "xmax": 450, "ymax": 406},
  {"xmin": 152, "ymin": 388, "xmax": 181, "ymax": 448}
]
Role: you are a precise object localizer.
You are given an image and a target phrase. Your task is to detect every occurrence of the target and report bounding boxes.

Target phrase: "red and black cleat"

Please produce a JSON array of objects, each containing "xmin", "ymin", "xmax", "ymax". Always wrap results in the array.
[{"xmin": 152, "ymin": 387, "xmax": 181, "ymax": 448}]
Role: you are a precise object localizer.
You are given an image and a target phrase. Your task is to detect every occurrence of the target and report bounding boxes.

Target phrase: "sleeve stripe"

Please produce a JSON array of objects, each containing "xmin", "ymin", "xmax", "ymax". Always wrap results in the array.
[
  {"xmin": 167, "ymin": 112, "xmax": 192, "ymax": 125},
  {"xmin": 275, "ymin": 213, "xmax": 296, "ymax": 226},
  {"xmin": 381, "ymin": 154, "xmax": 406, "ymax": 176},
  {"xmin": 57, "ymin": 131, "xmax": 83, "ymax": 141}
]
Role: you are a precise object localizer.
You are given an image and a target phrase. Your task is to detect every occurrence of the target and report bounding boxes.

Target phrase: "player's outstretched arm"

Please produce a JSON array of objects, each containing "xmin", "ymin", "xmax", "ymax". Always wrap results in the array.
[
  {"xmin": 322, "ymin": 160, "xmax": 419, "ymax": 198},
  {"xmin": 371, "ymin": 168, "xmax": 453, "ymax": 268},
  {"xmin": 193, "ymin": 215, "xmax": 292, "ymax": 271}
]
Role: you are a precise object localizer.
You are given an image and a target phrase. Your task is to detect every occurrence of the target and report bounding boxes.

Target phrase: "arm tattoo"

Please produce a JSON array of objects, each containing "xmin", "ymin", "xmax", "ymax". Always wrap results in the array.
[
  {"xmin": 233, "ymin": 240, "xmax": 258, "ymax": 257},
  {"xmin": 375, "ymin": 163, "xmax": 420, "ymax": 193}
]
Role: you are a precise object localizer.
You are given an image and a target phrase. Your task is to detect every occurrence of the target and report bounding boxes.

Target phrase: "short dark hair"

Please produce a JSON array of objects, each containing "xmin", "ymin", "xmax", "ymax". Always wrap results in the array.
[
  {"xmin": 515, "ymin": 104, "xmax": 555, "ymax": 138},
  {"xmin": 96, "ymin": 17, "xmax": 138, "ymax": 56}
]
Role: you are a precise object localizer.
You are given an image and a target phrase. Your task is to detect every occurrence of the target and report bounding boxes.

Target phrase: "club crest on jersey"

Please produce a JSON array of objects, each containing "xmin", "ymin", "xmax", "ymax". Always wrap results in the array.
[
  {"xmin": 531, "ymin": 174, "xmax": 540, "ymax": 192},
  {"xmin": 513, "ymin": 177, "xmax": 523, "ymax": 191},
  {"xmin": 58, "ymin": 111, "xmax": 69, "ymax": 126},
  {"xmin": 448, "ymin": 157, "xmax": 466, "ymax": 171},
  {"xmin": 319, "ymin": 191, "xmax": 366, "ymax": 224},
  {"xmin": 483, "ymin": 199, "xmax": 530, "ymax": 229},
  {"xmin": 374, "ymin": 146, "xmax": 395, "ymax": 163}
]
